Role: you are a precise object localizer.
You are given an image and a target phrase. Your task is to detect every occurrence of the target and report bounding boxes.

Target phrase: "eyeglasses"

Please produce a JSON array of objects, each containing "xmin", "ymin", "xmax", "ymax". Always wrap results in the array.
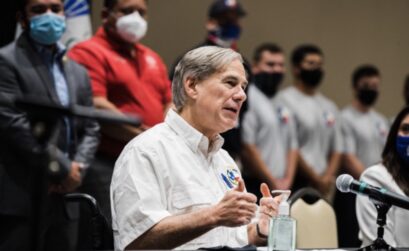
[{"xmin": 29, "ymin": 3, "xmax": 64, "ymax": 15}]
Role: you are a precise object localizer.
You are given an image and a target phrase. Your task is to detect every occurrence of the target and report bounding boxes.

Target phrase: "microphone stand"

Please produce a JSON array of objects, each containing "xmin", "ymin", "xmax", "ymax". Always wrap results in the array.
[{"xmin": 359, "ymin": 200, "xmax": 396, "ymax": 251}]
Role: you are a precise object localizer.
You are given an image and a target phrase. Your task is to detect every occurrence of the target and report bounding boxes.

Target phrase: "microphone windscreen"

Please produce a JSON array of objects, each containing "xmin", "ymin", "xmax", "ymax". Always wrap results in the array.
[{"xmin": 336, "ymin": 174, "xmax": 354, "ymax": 193}]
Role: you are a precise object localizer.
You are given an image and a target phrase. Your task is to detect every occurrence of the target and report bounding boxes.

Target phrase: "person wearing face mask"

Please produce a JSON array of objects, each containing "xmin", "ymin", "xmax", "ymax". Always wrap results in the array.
[
  {"xmin": 68, "ymin": 0, "xmax": 172, "ymax": 223},
  {"xmin": 240, "ymin": 43, "xmax": 298, "ymax": 198},
  {"xmin": 341, "ymin": 65, "xmax": 389, "ymax": 180},
  {"xmin": 356, "ymin": 106, "xmax": 409, "ymax": 248},
  {"xmin": 169, "ymin": 0, "xmax": 246, "ymax": 80},
  {"xmin": 0, "ymin": 0, "xmax": 99, "ymax": 250},
  {"xmin": 335, "ymin": 65, "xmax": 389, "ymax": 247},
  {"xmin": 276, "ymin": 44, "xmax": 343, "ymax": 199}
]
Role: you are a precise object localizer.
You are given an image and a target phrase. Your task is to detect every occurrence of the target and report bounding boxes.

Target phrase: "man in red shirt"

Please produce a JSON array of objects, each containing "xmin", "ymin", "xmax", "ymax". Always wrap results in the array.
[{"xmin": 69, "ymin": 0, "xmax": 172, "ymax": 223}]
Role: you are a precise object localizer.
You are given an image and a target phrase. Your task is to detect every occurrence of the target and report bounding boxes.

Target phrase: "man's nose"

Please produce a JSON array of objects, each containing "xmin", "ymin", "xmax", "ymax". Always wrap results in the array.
[{"xmin": 233, "ymin": 86, "xmax": 247, "ymax": 103}]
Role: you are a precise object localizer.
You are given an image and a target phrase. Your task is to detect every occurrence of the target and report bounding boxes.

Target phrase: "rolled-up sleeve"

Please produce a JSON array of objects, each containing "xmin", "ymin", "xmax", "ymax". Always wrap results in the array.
[{"xmin": 110, "ymin": 146, "xmax": 171, "ymax": 251}]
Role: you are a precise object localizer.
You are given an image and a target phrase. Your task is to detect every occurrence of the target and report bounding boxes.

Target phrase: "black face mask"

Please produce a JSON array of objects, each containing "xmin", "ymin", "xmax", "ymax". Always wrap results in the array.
[
  {"xmin": 357, "ymin": 89, "xmax": 378, "ymax": 106},
  {"xmin": 254, "ymin": 72, "xmax": 284, "ymax": 97},
  {"xmin": 299, "ymin": 68, "xmax": 324, "ymax": 88}
]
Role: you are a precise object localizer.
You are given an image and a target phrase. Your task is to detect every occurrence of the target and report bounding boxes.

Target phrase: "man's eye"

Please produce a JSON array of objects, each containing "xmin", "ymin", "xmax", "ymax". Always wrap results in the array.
[{"xmin": 226, "ymin": 81, "xmax": 235, "ymax": 87}]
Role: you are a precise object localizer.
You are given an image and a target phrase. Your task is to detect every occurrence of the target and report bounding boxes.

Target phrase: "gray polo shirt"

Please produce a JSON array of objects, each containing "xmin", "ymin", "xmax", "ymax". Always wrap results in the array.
[
  {"xmin": 341, "ymin": 105, "xmax": 389, "ymax": 168},
  {"xmin": 242, "ymin": 85, "xmax": 298, "ymax": 178},
  {"xmin": 276, "ymin": 86, "xmax": 343, "ymax": 175}
]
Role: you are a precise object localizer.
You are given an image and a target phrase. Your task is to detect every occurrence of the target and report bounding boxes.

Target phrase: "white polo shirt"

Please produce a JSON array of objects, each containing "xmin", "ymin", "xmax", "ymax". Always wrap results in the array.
[
  {"xmin": 341, "ymin": 105, "xmax": 389, "ymax": 168},
  {"xmin": 242, "ymin": 85, "xmax": 298, "ymax": 178},
  {"xmin": 276, "ymin": 86, "xmax": 343, "ymax": 175},
  {"xmin": 110, "ymin": 109, "xmax": 248, "ymax": 251}
]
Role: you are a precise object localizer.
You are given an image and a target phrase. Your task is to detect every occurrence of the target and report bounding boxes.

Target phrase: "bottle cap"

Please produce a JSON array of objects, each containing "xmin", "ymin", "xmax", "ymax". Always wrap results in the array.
[{"xmin": 271, "ymin": 190, "xmax": 291, "ymax": 216}]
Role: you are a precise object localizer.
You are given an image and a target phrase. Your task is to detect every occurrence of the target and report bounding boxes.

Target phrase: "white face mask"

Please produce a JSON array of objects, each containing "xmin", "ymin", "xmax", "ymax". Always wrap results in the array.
[{"xmin": 116, "ymin": 11, "xmax": 147, "ymax": 44}]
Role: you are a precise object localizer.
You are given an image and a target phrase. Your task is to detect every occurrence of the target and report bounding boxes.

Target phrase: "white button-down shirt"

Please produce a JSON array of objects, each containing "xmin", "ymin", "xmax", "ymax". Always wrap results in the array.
[{"xmin": 111, "ymin": 109, "xmax": 248, "ymax": 250}]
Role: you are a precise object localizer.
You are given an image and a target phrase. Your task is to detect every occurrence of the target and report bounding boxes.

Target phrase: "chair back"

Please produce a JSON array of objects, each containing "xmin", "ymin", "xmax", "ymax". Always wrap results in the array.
[{"xmin": 289, "ymin": 188, "xmax": 338, "ymax": 249}]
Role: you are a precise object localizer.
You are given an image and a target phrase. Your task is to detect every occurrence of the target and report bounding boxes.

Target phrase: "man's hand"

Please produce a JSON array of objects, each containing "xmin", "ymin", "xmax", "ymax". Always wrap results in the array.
[
  {"xmin": 257, "ymin": 183, "xmax": 280, "ymax": 236},
  {"xmin": 211, "ymin": 179, "xmax": 257, "ymax": 227},
  {"xmin": 49, "ymin": 161, "xmax": 82, "ymax": 194}
]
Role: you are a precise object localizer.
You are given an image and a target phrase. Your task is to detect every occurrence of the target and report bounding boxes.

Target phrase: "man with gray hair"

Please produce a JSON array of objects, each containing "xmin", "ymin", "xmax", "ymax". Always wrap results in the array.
[{"xmin": 110, "ymin": 46, "xmax": 279, "ymax": 250}]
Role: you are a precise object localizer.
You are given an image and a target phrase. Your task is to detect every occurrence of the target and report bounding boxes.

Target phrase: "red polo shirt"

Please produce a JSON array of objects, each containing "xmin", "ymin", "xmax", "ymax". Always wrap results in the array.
[{"xmin": 69, "ymin": 28, "xmax": 172, "ymax": 157}]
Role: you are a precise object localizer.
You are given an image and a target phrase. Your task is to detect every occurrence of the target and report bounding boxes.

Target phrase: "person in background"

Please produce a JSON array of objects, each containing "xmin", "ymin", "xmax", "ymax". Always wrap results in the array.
[
  {"xmin": 276, "ymin": 44, "xmax": 343, "ymax": 199},
  {"xmin": 341, "ymin": 65, "xmax": 389, "ymax": 179},
  {"xmin": 356, "ymin": 106, "xmax": 409, "ymax": 248},
  {"xmin": 111, "ymin": 46, "xmax": 280, "ymax": 250},
  {"xmin": 169, "ymin": 0, "xmax": 246, "ymax": 81},
  {"xmin": 69, "ymin": 0, "xmax": 172, "ymax": 222},
  {"xmin": 335, "ymin": 65, "xmax": 389, "ymax": 247},
  {"xmin": 241, "ymin": 43, "xmax": 298, "ymax": 198},
  {"xmin": 0, "ymin": 0, "xmax": 99, "ymax": 249}
]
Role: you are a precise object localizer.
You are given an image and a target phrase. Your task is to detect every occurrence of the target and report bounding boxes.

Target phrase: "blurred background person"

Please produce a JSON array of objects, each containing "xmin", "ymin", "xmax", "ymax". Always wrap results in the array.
[
  {"xmin": 0, "ymin": 0, "xmax": 99, "ymax": 249},
  {"xmin": 276, "ymin": 44, "xmax": 343, "ymax": 199},
  {"xmin": 69, "ymin": 0, "xmax": 172, "ymax": 223},
  {"xmin": 241, "ymin": 43, "xmax": 298, "ymax": 198},
  {"xmin": 356, "ymin": 106, "xmax": 409, "ymax": 248},
  {"xmin": 335, "ymin": 65, "xmax": 389, "ymax": 247},
  {"xmin": 169, "ymin": 0, "xmax": 246, "ymax": 80},
  {"xmin": 341, "ymin": 65, "xmax": 389, "ymax": 179}
]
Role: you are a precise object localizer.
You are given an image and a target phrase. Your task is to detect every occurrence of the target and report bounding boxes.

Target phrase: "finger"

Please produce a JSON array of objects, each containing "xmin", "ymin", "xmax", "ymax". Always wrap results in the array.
[
  {"xmin": 238, "ymin": 192, "xmax": 257, "ymax": 203},
  {"xmin": 234, "ymin": 178, "xmax": 245, "ymax": 192},
  {"xmin": 239, "ymin": 202, "xmax": 258, "ymax": 214},
  {"xmin": 260, "ymin": 183, "xmax": 272, "ymax": 198}
]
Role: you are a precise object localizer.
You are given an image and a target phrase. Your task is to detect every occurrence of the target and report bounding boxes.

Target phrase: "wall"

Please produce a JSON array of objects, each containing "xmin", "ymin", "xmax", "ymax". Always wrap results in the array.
[{"xmin": 91, "ymin": 0, "xmax": 409, "ymax": 117}]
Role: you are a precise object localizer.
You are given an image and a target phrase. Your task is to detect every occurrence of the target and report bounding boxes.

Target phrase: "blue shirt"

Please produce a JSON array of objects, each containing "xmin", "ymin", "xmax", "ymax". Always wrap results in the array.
[{"xmin": 34, "ymin": 41, "xmax": 71, "ymax": 154}]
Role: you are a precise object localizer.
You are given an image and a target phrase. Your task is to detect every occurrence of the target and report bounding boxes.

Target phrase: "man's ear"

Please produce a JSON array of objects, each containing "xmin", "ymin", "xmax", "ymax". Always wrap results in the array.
[
  {"xmin": 184, "ymin": 77, "xmax": 199, "ymax": 100},
  {"xmin": 205, "ymin": 19, "xmax": 218, "ymax": 32}
]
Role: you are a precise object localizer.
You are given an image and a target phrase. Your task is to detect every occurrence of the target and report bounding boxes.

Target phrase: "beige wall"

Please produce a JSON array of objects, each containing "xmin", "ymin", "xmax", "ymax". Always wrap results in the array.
[{"xmin": 91, "ymin": 0, "xmax": 409, "ymax": 117}]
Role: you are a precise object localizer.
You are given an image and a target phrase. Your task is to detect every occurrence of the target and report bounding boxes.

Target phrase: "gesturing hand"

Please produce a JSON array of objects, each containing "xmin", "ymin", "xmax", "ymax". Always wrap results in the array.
[
  {"xmin": 212, "ymin": 179, "xmax": 258, "ymax": 227},
  {"xmin": 258, "ymin": 183, "xmax": 281, "ymax": 237}
]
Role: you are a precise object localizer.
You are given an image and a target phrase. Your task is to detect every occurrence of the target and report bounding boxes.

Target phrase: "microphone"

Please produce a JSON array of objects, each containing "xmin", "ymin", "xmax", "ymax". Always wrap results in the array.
[{"xmin": 336, "ymin": 174, "xmax": 409, "ymax": 210}]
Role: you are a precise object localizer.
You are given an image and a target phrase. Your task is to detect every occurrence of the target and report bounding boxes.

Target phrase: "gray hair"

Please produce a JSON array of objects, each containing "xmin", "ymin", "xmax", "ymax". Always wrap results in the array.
[{"xmin": 172, "ymin": 46, "xmax": 244, "ymax": 111}]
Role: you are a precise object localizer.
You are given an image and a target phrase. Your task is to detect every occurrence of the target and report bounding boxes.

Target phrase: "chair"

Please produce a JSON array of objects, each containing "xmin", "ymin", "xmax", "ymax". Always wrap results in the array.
[
  {"xmin": 64, "ymin": 193, "xmax": 114, "ymax": 250},
  {"xmin": 288, "ymin": 188, "xmax": 338, "ymax": 249}
]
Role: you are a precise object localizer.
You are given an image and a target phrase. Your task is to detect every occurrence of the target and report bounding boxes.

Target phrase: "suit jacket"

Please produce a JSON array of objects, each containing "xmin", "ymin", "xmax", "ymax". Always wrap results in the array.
[{"xmin": 0, "ymin": 33, "xmax": 100, "ymax": 216}]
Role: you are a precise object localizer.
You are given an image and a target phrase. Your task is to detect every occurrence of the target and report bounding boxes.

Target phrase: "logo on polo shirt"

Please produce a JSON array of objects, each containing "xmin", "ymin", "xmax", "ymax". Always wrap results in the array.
[
  {"xmin": 277, "ymin": 106, "xmax": 290, "ymax": 124},
  {"xmin": 376, "ymin": 121, "xmax": 387, "ymax": 138},
  {"xmin": 323, "ymin": 111, "xmax": 335, "ymax": 127},
  {"xmin": 221, "ymin": 168, "xmax": 240, "ymax": 189},
  {"xmin": 145, "ymin": 55, "xmax": 159, "ymax": 70}
]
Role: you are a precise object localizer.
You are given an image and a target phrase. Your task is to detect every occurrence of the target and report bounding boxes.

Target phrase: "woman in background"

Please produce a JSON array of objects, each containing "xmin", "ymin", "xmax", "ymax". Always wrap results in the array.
[{"xmin": 356, "ymin": 106, "xmax": 409, "ymax": 247}]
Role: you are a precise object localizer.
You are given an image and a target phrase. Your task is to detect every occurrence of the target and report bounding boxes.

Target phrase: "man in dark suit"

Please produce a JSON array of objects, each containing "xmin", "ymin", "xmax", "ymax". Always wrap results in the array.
[{"xmin": 0, "ymin": 0, "xmax": 99, "ymax": 250}]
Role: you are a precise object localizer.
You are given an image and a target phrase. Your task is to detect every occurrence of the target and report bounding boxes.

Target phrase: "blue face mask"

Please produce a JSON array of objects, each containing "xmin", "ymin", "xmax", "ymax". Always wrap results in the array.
[
  {"xmin": 220, "ymin": 23, "xmax": 241, "ymax": 40},
  {"xmin": 396, "ymin": 135, "xmax": 409, "ymax": 164},
  {"xmin": 29, "ymin": 13, "xmax": 66, "ymax": 45}
]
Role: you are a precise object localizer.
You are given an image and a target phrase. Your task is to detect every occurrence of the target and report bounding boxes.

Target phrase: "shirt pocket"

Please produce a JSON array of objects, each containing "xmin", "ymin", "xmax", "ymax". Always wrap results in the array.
[{"xmin": 171, "ymin": 186, "xmax": 213, "ymax": 212}]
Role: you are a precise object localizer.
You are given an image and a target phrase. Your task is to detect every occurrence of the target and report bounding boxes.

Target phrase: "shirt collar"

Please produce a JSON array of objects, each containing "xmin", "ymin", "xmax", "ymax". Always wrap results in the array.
[
  {"xmin": 165, "ymin": 109, "xmax": 224, "ymax": 157},
  {"xmin": 33, "ymin": 41, "xmax": 67, "ymax": 62},
  {"xmin": 95, "ymin": 27, "xmax": 142, "ymax": 55}
]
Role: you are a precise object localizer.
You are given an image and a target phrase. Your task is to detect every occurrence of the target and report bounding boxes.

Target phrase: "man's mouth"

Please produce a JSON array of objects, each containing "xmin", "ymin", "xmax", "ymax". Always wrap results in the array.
[{"xmin": 223, "ymin": 107, "xmax": 239, "ymax": 114}]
